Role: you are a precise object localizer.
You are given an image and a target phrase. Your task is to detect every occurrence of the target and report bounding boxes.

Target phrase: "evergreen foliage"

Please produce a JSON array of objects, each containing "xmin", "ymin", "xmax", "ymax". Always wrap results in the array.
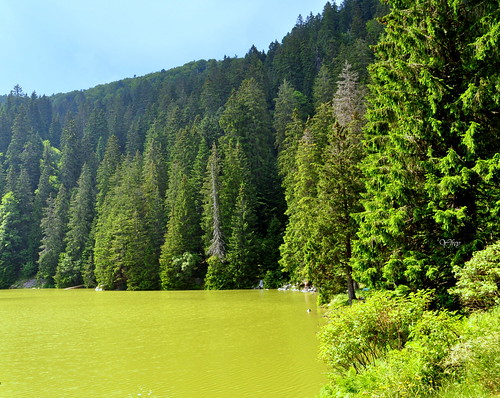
[
  {"xmin": 0, "ymin": 0, "xmax": 495, "ymax": 306},
  {"xmin": 353, "ymin": 0, "xmax": 500, "ymax": 299},
  {"xmin": 0, "ymin": 192, "xmax": 24, "ymax": 287},
  {"xmin": 55, "ymin": 163, "xmax": 96, "ymax": 288}
]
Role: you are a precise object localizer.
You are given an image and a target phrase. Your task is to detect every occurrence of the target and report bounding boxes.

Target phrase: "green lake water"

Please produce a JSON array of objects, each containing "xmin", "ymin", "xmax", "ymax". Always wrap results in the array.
[{"xmin": 0, "ymin": 289, "xmax": 327, "ymax": 397}]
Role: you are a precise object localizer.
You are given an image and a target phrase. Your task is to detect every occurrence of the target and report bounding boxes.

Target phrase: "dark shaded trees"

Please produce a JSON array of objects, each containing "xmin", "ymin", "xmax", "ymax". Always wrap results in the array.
[{"xmin": 55, "ymin": 163, "xmax": 96, "ymax": 288}]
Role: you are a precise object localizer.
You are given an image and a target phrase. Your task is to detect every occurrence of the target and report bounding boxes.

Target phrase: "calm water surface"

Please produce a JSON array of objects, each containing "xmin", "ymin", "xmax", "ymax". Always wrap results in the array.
[{"xmin": 0, "ymin": 289, "xmax": 326, "ymax": 397}]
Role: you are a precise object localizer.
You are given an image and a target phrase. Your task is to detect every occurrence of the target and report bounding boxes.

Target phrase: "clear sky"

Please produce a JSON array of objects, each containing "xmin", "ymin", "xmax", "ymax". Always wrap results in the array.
[{"xmin": 0, "ymin": 0, "xmax": 328, "ymax": 96}]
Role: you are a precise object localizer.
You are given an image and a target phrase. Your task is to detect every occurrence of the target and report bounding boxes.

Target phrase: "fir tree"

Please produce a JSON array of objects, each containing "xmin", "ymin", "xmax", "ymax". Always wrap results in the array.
[
  {"xmin": 202, "ymin": 143, "xmax": 225, "ymax": 261},
  {"xmin": 354, "ymin": 0, "xmax": 500, "ymax": 298},
  {"xmin": 0, "ymin": 192, "xmax": 23, "ymax": 287},
  {"xmin": 59, "ymin": 119, "xmax": 82, "ymax": 190},
  {"xmin": 94, "ymin": 154, "xmax": 159, "ymax": 290},
  {"xmin": 55, "ymin": 163, "xmax": 96, "ymax": 288},
  {"xmin": 273, "ymin": 80, "xmax": 309, "ymax": 151},
  {"xmin": 225, "ymin": 182, "xmax": 259, "ymax": 288},
  {"xmin": 160, "ymin": 127, "xmax": 201, "ymax": 289},
  {"xmin": 37, "ymin": 186, "xmax": 69, "ymax": 286}
]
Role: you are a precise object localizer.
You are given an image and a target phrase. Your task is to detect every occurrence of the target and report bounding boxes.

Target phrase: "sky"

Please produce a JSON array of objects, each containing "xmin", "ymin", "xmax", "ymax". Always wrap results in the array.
[{"xmin": 0, "ymin": 0, "xmax": 328, "ymax": 96}]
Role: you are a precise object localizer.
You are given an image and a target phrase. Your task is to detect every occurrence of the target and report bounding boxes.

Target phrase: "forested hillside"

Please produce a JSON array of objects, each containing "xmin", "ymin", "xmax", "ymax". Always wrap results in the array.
[
  {"xmin": 0, "ymin": 0, "xmax": 498, "ymax": 309},
  {"xmin": 0, "ymin": 0, "xmax": 387, "ymax": 291}
]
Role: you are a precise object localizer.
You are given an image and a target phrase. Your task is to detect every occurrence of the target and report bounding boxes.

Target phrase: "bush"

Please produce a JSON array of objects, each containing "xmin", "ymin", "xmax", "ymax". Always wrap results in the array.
[
  {"xmin": 319, "ymin": 290, "xmax": 432, "ymax": 374},
  {"xmin": 318, "ymin": 296, "xmax": 499, "ymax": 398},
  {"xmin": 451, "ymin": 241, "xmax": 500, "ymax": 311},
  {"xmin": 445, "ymin": 306, "xmax": 500, "ymax": 395}
]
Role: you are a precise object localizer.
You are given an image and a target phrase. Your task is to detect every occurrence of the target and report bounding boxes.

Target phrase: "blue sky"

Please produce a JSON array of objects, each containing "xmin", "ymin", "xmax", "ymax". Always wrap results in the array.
[{"xmin": 0, "ymin": 0, "xmax": 328, "ymax": 96}]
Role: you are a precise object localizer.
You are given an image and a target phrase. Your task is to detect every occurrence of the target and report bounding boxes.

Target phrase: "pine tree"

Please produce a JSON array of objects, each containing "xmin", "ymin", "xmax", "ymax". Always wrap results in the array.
[
  {"xmin": 141, "ymin": 130, "xmax": 167, "ymax": 263},
  {"xmin": 312, "ymin": 64, "xmax": 335, "ymax": 107},
  {"xmin": 225, "ymin": 182, "xmax": 259, "ymax": 288},
  {"xmin": 160, "ymin": 127, "xmax": 201, "ymax": 289},
  {"xmin": 59, "ymin": 119, "xmax": 82, "ymax": 190},
  {"xmin": 14, "ymin": 167, "xmax": 39, "ymax": 277},
  {"xmin": 273, "ymin": 80, "xmax": 309, "ymax": 151},
  {"xmin": 37, "ymin": 186, "xmax": 69, "ymax": 286},
  {"xmin": 354, "ymin": 0, "xmax": 500, "ymax": 297},
  {"xmin": 82, "ymin": 108, "xmax": 108, "ymax": 158},
  {"xmin": 94, "ymin": 154, "xmax": 159, "ymax": 290},
  {"xmin": 5, "ymin": 109, "xmax": 41, "ymax": 193},
  {"xmin": 202, "ymin": 143, "xmax": 225, "ymax": 261},
  {"xmin": 96, "ymin": 135, "xmax": 121, "ymax": 209},
  {"xmin": 0, "ymin": 192, "xmax": 23, "ymax": 287},
  {"xmin": 35, "ymin": 141, "xmax": 60, "ymax": 207},
  {"xmin": 205, "ymin": 138, "xmax": 259, "ymax": 289},
  {"xmin": 219, "ymin": 78, "xmax": 275, "ymax": 197},
  {"xmin": 279, "ymin": 116, "xmax": 328, "ymax": 288},
  {"xmin": 55, "ymin": 163, "xmax": 96, "ymax": 288}
]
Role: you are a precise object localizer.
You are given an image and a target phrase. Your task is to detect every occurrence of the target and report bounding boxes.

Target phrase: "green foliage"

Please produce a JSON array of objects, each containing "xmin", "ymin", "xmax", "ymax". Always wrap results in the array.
[
  {"xmin": 225, "ymin": 182, "xmax": 259, "ymax": 288},
  {"xmin": 59, "ymin": 119, "xmax": 83, "ymax": 190},
  {"xmin": 273, "ymin": 79, "xmax": 309, "ymax": 151},
  {"xmin": 450, "ymin": 241, "xmax": 500, "ymax": 311},
  {"xmin": 444, "ymin": 307, "xmax": 500, "ymax": 396},
  {"xmin": 204, "ymin": 255, "xmax": 231, "ymax": 290},
  {"xmin": 54, "ymin": 163, "xmax": 96, "ymax": 288},
  {"xmin": 37, "ymin": 186, "xmax": 69, "ymax": 286},
  {"xmin": 262, "ymin": 269, "xmax": 285, "ymax": 289},
  {"xmin": 0, "ymin": 192, "xmax": 22, "ymax": 288},
  {"xmin": 160, "ymin": 126, "xmax": 202, "ymax": 289},
  {"xmin": 319, "ymin": 291, "xmax": 432, "ymax": 374},
  {"xmin": 280, "ymin": 62, "xmax": 366, "ymax": 301},
  {"xmin": 319, "ymin": 294, "xmax": 500, "ymax": 398},
  {"xmin": 0, "ymin": 0, "xmax": 386, "ymax": 292},
  {"xmin": 94, "ymin": 155, "xmax": 159, "ymax": 290},
  {"xmin": 160, "ymin": 252, "xmax": 201, "ymax": 290},
  {"xmin": 202, "ymin": 143, "xmax": 225, "ymax": 260},
  {"xmin": 354, "ymin": 0, "xmax": 500, "ymax": 295}
]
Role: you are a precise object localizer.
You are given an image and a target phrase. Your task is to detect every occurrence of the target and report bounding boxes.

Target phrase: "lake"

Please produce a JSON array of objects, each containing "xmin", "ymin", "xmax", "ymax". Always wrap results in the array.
[{"xmin": 0, "ymin": 289, "xmax": 327, "ymax": 397}]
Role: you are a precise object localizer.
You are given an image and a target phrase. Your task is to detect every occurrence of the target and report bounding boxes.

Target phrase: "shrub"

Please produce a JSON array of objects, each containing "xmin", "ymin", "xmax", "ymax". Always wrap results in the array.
[
  {"xmin": 262, "ymin": 269, "xmax": 285, "ymax": 288},
  {"xmin": 445, "ymin": 306, "xmax": 500, "ymax": 395},
  {"xmin": 451, "ymin": 241, "xmax": 500, "ymax": 311},
  {"xmin": 319, "ymin": 301, "xmax": 462, "ymax": 397},
  {"xmin": 318, "ymin": 300, "xmax": 499, "ymax": 398},
  {"xmin": 319, "ymin": 290, "xmax": 432, "ymax": 374}
]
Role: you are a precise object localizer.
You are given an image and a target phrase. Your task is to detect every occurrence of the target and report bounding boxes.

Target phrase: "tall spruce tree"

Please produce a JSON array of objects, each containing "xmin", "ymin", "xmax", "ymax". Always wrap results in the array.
[
  {"xmin": 141, "ymin": 129, "xmax": 168, "ymax": 269},
  {"xmin": 279, "ymin": 111, "xmax": 329, "ymax": 290},
  {"xmin": 55, "ymin": 163, "xmax": 96, "ymax": 288},
  {"xmin": 219, "ymin": 78, "xmax": 276, "ymax": 213},
  {"xmin": 273, "ymin": 80, "xmax": 309, "ymax": 151},
  {"xmin": 0, "ymin": 192, "xmax": 23, "ymax": 287},
  {"xmin": 160, "ymin": 126, "xmax": 202, "ymax": 289},
  {"xmin": 354, "ymin": 0, "xmax": 500, "ymax": 299},
  {"xmin": 59, "ymin": 119, "xmax": 83, "ymax": 190},
  {"xmin": 225, "ymin": 182, "xmax": 259, "ymax": 288},
  {"xmin": 94, "ymin": 154, "xmax": 159, "ymax": 290},
  {"xmin": 202, "ymin": 143, "xmax": 225, "ymax": 260},
  {"xmin": 37, "ymin": 186, "xmax": 69, "ymax": 286}
]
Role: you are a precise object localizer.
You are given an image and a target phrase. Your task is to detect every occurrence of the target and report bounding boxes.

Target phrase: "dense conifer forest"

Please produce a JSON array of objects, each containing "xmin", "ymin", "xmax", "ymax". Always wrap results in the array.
[
  {"xmin": 0, "ymin": 0, "xmax": 498, "ymax": 304},
  {"xmin": 0, "ymin": 0, "xmax": 390, "ymax": 292}
]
